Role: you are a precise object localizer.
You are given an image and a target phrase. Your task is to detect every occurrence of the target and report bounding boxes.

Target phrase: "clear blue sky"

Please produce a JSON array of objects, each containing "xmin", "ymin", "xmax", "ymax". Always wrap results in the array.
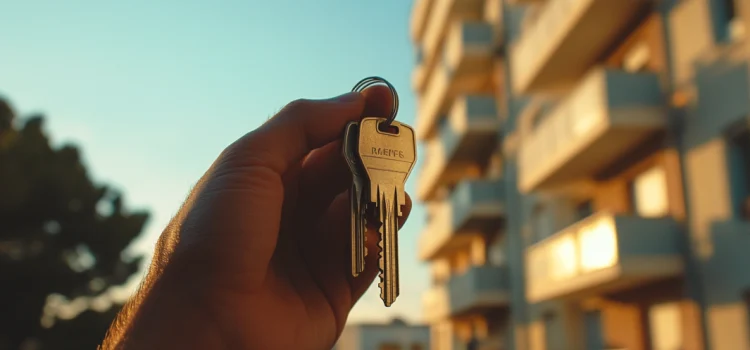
[{"xmin": 0, "ymin": 0, "xmax": 429, "ymax": 325}]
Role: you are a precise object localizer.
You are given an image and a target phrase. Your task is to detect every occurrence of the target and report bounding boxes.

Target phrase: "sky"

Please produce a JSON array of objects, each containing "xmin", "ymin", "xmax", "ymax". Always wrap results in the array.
[{"xmin": 0, "ymin": 0, "xmax": 430, "ymax": 325}]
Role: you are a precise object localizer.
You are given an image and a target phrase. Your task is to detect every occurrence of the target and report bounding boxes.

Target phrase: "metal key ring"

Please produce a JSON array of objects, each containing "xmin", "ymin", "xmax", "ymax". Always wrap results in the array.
[{"xmin": 351, "ymin": 76, "xmax": 399, "ymax": 126}]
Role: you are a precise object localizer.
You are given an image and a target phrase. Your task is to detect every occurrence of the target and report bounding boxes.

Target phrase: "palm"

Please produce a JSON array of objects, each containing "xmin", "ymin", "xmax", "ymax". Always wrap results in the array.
[{"xmin": 183, "ymin": 138, "xmax": 408, "ymax": 349}]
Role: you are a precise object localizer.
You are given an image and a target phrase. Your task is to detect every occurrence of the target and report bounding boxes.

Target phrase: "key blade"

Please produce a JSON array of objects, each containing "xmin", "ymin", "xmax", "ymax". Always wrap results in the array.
[
  {"xmin": 343, "ymin": 122, "xmax": 366, "ymax": 277},
  {"xmin": 349, "ymin": 184, "xmax": 365, "ymax": 276},
  {"xmin": 376, "ymin": 185, "xmax": 400, "ymax": 306}
]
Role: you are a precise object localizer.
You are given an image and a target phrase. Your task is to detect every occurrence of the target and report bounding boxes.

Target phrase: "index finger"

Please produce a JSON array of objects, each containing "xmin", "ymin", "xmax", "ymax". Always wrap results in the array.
[{"xmin": 233, "ymin": 85, "xmax": 396, "ymax": 175}]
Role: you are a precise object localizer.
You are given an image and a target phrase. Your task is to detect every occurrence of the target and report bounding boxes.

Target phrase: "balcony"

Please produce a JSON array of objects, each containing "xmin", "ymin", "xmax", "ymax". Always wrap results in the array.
[
  {"xmin": 420, "ymin": 0, "xmax": 484, "ymax": 67},
  {"xmin": 419, "ymin": 179, "xmax": 505, "ymax": 261},
  {"xmin": 413, "ymin": 0, "xmax": 486, "ymax": 94},
  {"xmin": 423, "ymin": 266, "xmax": 510, "ymax": 323},
  {"xmin": 525, "ymin": 212, "xmax": 684, "ymax": 303},
  {"xmin": 510, "ymin": 0, "xmax": 650, "ymax": 94},
  {"xmin": 447, "ymin": 265, "xmax": 510, "ymax": 317},
  {"xmin": 518, "ymin": 68, "xmax": 666, "ymax": 193},
  {"xmin": 417, "ymin": 95, "xmax": 501, "ymax": 201},
  {"xmin": 410, "ymin": 0, "xmax": 434, "ymax": 44},
  {"xmin": 416, "ymin": 21, "xmax": 496, "ymax": 140},
  {"xmin": 693, "ymin": 42, "xmax": 750, "ymax": 134}
]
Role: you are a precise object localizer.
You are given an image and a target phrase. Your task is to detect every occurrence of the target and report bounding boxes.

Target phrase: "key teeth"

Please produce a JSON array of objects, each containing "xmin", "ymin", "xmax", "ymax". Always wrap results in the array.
[
  {"xmin": 364, "ymin": 215, "xmax": 368, "ymax": 256},
  {"xmin": 376, "ymin": 217, "xmax": 387, "ymax": 302}
]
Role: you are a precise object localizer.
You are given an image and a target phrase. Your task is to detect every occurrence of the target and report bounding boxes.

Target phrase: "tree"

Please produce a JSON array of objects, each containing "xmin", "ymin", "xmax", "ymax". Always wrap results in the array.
[{"xmin": 0, "ymin": 97, "xmax": 149, "ymax": 349}]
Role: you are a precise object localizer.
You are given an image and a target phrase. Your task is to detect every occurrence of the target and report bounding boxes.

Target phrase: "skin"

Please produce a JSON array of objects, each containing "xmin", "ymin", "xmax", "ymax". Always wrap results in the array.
[{"xmin": 101, "ymin": 85, "xmax": 412, "ymax": 350}]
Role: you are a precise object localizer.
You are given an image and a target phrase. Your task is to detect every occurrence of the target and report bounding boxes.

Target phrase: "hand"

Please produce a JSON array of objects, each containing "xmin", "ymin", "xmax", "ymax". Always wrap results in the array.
[{"xmin": 102, "ymin": 86, "xmax": 412, "ymax": 350}]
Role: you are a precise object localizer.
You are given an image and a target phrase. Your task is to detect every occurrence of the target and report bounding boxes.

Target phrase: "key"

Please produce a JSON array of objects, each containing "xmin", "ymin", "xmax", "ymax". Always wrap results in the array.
[
  {"xmin": 357, "ymin": 117, "xmax": 417, "ymax": 307},
  {"xmin": 342, "ymin": 121, "xmax": 367, "ymax": 277}
]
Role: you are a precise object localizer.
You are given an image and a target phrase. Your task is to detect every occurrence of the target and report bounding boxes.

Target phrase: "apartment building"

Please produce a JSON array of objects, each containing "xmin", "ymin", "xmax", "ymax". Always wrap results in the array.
[
  {"xmin": 333, "ymin": 318, "xmax": 430, "ymax": 350},
  {"xmin": 409, "ymin": 0, "xmax": 750, "ymax": 349}
]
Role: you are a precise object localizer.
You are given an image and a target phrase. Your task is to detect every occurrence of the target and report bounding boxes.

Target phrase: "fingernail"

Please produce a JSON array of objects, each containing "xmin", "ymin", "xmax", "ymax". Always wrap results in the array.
[{"xmin": 328, "ymin": 92, "xmax": 360, "ymax": 103}]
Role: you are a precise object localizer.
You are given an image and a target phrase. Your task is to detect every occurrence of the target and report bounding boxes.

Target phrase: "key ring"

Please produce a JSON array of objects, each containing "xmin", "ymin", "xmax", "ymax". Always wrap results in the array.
[{"xmin": 351, "ymin": 76, "xmax": 399, "ymax": 127}]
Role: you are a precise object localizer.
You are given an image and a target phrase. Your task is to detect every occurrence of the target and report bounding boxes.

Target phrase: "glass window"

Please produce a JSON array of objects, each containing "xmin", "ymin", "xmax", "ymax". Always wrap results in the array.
[
  {"xmin": 723, "ymin": 0, "xmax": 737, "ymax": 22},
  {"xmin": 415, "ymin": 47, "xmax": 424, "ymax": 65},
  {"xmin": 531, "ymin": 203, "xmax": 555, "ymax": 243},
  {"xmin": 487, "ymin": 235, "xmax": 506, "ymax": 266},
  {"xmin": 632, "ymin": 166, "xmax": 669, "ymax": 217},
  {"xmin": 576, "ymin": 200, "xmax": 594, "ymax": 221},
  {"xmin": 729, "ymin": 129, "xmax": 750, "ymax": 220},
  {"xmin": 715, "ymin": 0, "xmax": 743, "ymax": 42},
  {"xmin": 584, "ymin": 310, "xmax": 604, "ymax": 350},
  {"xmin": 543, "ymin": 312, "xmax": 557, "ymax": 350}
]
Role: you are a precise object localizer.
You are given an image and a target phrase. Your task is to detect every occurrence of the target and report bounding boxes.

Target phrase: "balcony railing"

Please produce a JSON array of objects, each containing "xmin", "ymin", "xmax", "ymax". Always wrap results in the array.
[
  {"xmin": 694, "ymin": 42, "xmax": 750, "ymax": 133},
  {"xmin": 413, "ymin": 0, "xmax": 486, "ymax": 94},
  {"xmin": 417, "ymin": 21, "xmax": 496, "ymax": 140},
  {"xmin": 419, "ymin": 179, "xmax": 504, "ymax": 261},
  {"xmin": 702, "ymin": 220, "xmax": 750, "ymax": 304},
  {"xmin": 420, "ymin": 0, "xmax": 484, "ymax": 68},
  {"xmin": 417, "ymin": 94, "xmax": 500, "ymax": 201},
  {"xmin": 447, "ymin": 265, "xmax": 510, "ymax": 316},
  {"xmin": 423, "ymin": 265, "xmax": 509, "ymax": 323},
  {"xmin": 518, "ymin": 67, "xmax": 666, "ymax": 193},
  {"xmin": 525, "ymin": 212, "xmax": 683, "ymax": 303},
  {"xmin": 510, "ymin": 0, "xmax": 650, "ymax": 94}
]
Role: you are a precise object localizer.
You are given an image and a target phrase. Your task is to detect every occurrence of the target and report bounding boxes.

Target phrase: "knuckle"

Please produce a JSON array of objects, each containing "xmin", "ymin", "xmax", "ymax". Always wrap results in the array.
[{"xmin": 282, "ymin": 98, "xmax": 313, "ymax": 115}]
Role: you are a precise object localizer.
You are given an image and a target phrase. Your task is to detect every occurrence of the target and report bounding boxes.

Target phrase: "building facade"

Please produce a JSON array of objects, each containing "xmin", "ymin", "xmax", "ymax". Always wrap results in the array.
[
  {"xmin": 333, "ymin": 318, "xmax": 430, "ymax": 350},
  {"xmin": 409, "ymin": 0, "xmax": 750, "ymax": 349}
]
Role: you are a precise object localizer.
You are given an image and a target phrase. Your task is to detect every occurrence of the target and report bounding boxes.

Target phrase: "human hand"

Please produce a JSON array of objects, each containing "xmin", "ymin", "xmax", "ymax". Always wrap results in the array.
[{"xmin": 102, "ymin": 85, "xmax": 412, "ymax": 350}]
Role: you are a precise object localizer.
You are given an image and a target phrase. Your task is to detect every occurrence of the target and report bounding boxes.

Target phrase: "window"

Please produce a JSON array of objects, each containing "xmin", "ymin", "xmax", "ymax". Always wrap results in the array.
[
  {"xmin": 728, "ymin": 127, "xmax": 750, "ymax": 220},
  {"xmin": 531, "ymin": 203, "xmax": 555, "ymax": 243},
  {"xmin": 576, "ymin": 200, "xmax": 594, "ymax": 221},
  {"xmin": 723, "ymin": 0, "xmax": 737, "ymax": 21},
  {"xmin": 716, "ymin": 0, "xmax": 744, "ymax": 43},
  {"xmin": 415, "ymin": 47, "xmax": 424, "ymax": 65},
  {"xmin": 584, "ymin": 310, "xmax": 604, "ymax": 350},
  {"xmin": 487, "ymin": 235, "xmax": 506, "ymax": 266},
  {"xmin": 631, "ymin": 166, "xmax": 669, "ymax": 217},
  {"xmin": 543, "ymin": 312, "xmax": 557, "ymax": 350},
  {"xmin": 604, "ymin": 14, "xmax": 665, "ymax": 74}
]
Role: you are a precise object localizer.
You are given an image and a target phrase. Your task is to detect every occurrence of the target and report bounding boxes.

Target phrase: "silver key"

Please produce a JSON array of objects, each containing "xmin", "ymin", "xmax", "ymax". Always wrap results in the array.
[
  {"xmin": 357, "ymin": 117, "xmax": 417, "ymax": 307},
  {"xmin": 342, "ymin": 121, "xmax": 367, "ymax": 277}
]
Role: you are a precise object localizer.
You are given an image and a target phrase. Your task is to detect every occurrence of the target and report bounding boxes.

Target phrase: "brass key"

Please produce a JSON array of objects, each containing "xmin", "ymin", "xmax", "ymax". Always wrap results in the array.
[
  {"xmin": 357, "ymin": 117, "xmax": 416, "ymax": 306},
  {"xmin": 342, "ymin": 121, "xmax": 367, "ymax": 277}
]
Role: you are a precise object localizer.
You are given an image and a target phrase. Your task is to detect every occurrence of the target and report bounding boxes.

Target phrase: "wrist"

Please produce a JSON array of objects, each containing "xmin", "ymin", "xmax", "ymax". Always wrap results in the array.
[{"xmin": 102, "ymin": 265, "xmax": 224, "ymax": 349}]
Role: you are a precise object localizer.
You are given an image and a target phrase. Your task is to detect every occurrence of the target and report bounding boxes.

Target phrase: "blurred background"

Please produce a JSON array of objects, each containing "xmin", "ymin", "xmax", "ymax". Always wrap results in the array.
[{"xmin": 1, "ymin": 0, "xmax": 749, "ymax": 349}]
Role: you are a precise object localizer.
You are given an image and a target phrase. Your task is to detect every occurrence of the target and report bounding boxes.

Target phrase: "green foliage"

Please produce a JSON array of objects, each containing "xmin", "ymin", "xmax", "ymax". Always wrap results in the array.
[{"xmin": 0, "ymin": 97, "xmax": 149, "ymax": 349}]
